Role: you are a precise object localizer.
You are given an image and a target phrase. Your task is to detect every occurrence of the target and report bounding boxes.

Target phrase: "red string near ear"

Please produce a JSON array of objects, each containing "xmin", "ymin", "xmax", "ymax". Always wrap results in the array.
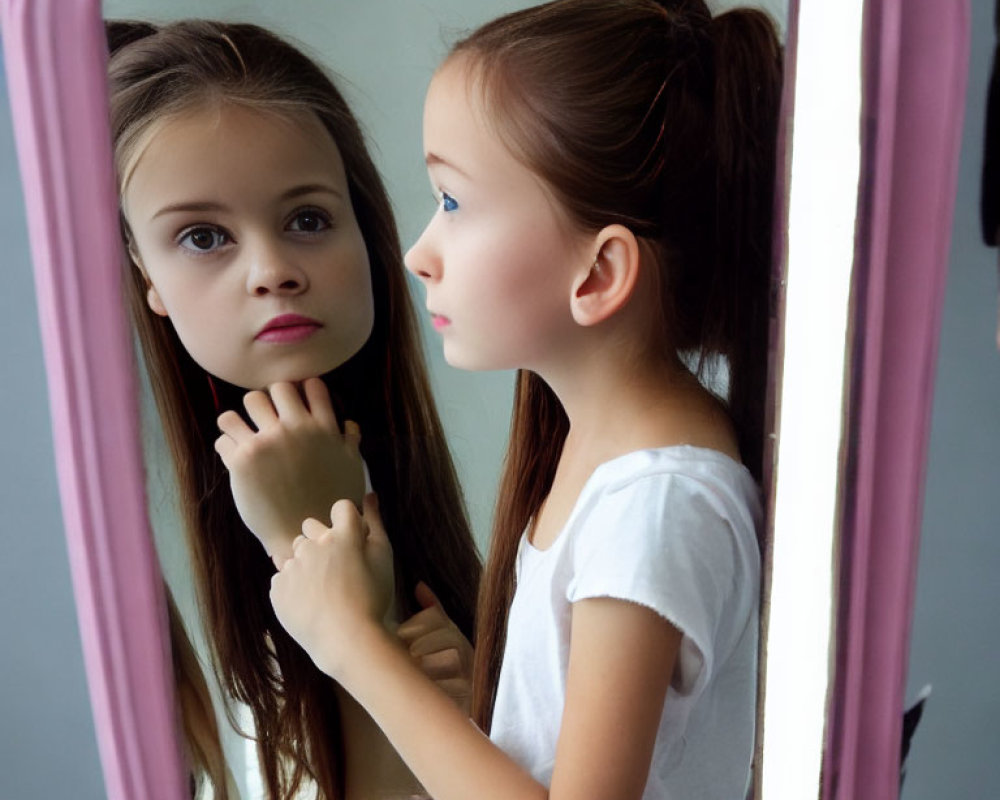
[{"xmin": 206, "ymin": 373, "xmax": 221, "ymax": 413}]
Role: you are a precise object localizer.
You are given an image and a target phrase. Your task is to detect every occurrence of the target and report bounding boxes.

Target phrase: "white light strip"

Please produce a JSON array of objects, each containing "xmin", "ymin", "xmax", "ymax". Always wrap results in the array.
[{"xmin": 760, "ymin": 2, "xmax": 864, "ymax": 799}]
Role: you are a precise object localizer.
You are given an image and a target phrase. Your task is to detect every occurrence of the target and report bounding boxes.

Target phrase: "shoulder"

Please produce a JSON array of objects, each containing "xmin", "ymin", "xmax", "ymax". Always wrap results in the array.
[
  {"xmin": 565, "ymin": 447, "xmax": 761, "ymax": 694},
  {"xmin": 573, "ymin": 446, "xmax": 761, "ymax": 547},
  {"xmin": 565, "ymin": 445, "xmax": 761, "ymax": 587}
]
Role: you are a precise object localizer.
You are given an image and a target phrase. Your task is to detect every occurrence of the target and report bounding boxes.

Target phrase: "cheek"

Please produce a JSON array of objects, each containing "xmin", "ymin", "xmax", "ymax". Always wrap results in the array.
[{"xmin": 320, "ymin": 235, "xmax": 376, "ymax": 352}]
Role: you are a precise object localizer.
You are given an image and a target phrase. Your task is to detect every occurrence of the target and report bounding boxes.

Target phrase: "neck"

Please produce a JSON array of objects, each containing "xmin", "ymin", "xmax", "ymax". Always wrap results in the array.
[{"xmin": 538, "ymin": 335, "xmax": 684, "ymax": 452}]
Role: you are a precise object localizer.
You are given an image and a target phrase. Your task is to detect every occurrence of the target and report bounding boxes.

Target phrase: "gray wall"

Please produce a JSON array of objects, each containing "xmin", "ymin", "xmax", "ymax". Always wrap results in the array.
[
  {"xmin": 0, "ymin": 62, "xmax": 106, "ymax": 798},
  {"xmin": 902, "ymin": 2, "xmax": 1000, "ymax": 797}
]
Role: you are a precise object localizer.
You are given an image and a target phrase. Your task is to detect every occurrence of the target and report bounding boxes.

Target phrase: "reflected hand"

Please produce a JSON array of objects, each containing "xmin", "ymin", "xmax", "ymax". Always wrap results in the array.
[
  {"xmin": 397, "ymin": 582, "xmax": 474, "ymax": 716},
  {"xmin": 214, "ymin": 377, "xmax": 365, "ymax": 565},
  {"xmin": 270, "ymin": 495, "xmax": 395, "ymax": 676}
]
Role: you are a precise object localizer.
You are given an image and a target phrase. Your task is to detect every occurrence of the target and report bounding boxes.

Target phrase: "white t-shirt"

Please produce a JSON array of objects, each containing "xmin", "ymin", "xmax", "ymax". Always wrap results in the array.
[{"xmin": 489, "ymin": 446, "xmax": 761, "ymax": 800}]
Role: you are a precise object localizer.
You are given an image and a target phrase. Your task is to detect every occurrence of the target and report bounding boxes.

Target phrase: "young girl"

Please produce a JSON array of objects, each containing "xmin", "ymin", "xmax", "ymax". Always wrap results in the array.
[
  {"xmin": 106, "ymin": 20, "xmax": 482, "ymax": 799},
  {"xmin": 256, "ymin": 1, "xmax": 780, "ymax": 798}
]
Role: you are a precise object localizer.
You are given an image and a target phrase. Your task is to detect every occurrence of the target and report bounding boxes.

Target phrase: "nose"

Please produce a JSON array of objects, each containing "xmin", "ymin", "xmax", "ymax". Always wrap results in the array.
[
  {"xmin": 246, "ymin": 238, "xmax": 309, "ymax": 296},
  {"xmin": 404, "ymin": 225, "xmax": 441, "ymax": 283}
]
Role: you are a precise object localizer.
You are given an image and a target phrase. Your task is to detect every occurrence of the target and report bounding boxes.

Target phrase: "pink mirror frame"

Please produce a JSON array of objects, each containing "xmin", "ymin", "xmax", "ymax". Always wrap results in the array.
[
  {"xmin": 0, "ymin": 1, "xmax": 970, "ymax": 799},
  {"xmin": 0, "ymin": 1, "xmax": 186, "ymax": 798},
  {"xmin": 823, "ymin": 1, "xmax": 969, "ymax": 799}
]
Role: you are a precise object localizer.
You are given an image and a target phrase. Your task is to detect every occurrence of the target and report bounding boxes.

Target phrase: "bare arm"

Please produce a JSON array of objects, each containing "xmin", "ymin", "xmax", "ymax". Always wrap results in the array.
[{"xmin": 270, "ymin": 500, "xmax": 681, "ymax": 800}]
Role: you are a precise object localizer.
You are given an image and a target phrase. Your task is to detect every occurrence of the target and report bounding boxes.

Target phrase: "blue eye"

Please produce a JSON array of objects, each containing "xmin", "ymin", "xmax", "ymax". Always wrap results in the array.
[
  {"xmin": 178, "ymin": 226, "xmax": 230, "ymax": 253},
  {"xmin": 441, "ymin": 192, "xmax": 458, "ymax": 213}
]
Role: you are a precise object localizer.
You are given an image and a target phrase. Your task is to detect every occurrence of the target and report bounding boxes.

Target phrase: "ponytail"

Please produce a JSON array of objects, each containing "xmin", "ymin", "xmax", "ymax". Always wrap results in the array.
[
  {"xmin": 456, "ymin": 0, "xmax": 783, "ymax": 729},
  {"xmin": 707, "ymin": 8, "xmax": 782, "ymax": 480}
]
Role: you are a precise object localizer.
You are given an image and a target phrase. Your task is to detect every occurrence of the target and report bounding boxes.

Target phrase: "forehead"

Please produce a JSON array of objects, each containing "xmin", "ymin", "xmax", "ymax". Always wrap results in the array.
[
  {"xmin": 423, "ymin": 59, "xmax": 538, "ymax": 186},
  {"xmin": 424, "ymin": 56, "xmax": 582, "ymax": 234},
  {"xmin": 424, "ymin": 57, "xmax": 506, "ymax": 159},
  {"xmin": 122, "ymin": 104, "xmax": 348, "ymax": 212}
]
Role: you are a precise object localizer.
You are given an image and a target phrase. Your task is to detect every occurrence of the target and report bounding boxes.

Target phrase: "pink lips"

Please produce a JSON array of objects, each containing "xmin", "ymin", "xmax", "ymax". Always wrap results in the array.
[
  {"xmin": 430, "ymin": 314, "xmax": 451, "ymax": 331},
  {"xmin": 256, "ymin": 314, "xmax": 322, "ymax": 343}
]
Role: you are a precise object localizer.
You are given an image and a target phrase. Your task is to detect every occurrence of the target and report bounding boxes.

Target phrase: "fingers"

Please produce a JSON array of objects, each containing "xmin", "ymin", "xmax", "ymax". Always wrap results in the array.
[
  {"xmin": 299, "ymin": 378, "xmax": 360, "ymax": 448},
  {"xmin": 274, "ymin": 528, "xmax": 317, "ymax": 572},
  {"xmin": 361, "ymin": 493, "xmax": 388, "ymax": 545},
  {"xmin": 406, "ymin": 627, "xmax": 464, "ymax": 659},
  {"xmin": 226, "ymin": 380, "xmax": 361, "ymax": 446},
  {"xmin": 215, "ymin": 410, "xmax": 255, "ymax": 466},
  {"xmin": 291, "ymin": 533, "xmax": 310, "ymax": 555},
  {"xmin": 433, "ymin": 677, "xmax": 473, "ymax": 703},
  {"xmin": 268, "ymin": 381, "xmax": 309, "ymax": 421},
  {"xmin": 214, "ymin": 432, "xmax": 236, "ymax": 464},
  {"xmin": 301, "ymin": 516, "xmax": 329, "ymax": 541},
  {"xmin": 216, "ymin": 409, "xmax": 255, "ymax": 443},
  {"xmin": 412, "ymin": 647, "xmax": 464, "ymax": 680},
  {"xmin": 396, "ymin": 604, "xmax": 448, "ymax": 642},
  {"xmin": 296, "ymin": 501, "xmax": 371, "ymax": 552},
  {"xmin": 272, "ymin": 552, "xmax": 289, "ymax": 571},
  {"xmin": 243, "ymin": 389, "xmax": 279, "ymax": 430},
  {"xmin": 302, "ymin": 377, "xmax": 339, "ymax": 431},
  {"xmin": 330, "ymin": 498, "xmax": 367, "ymax": 547}
]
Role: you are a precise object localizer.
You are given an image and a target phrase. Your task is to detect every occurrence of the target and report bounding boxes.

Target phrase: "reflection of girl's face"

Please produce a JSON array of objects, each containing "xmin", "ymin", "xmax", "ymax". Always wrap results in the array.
[{"xmin": 122, "ymin": 104, "xmax": 374, "ymax": 389}]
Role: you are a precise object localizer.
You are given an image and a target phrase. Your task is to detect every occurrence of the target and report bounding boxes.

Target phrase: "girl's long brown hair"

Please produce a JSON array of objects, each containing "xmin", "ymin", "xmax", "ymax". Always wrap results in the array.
[
  {"xmin": 106, "ymin": 20, "xmax": 481, "ymax": 799},
  {"xmin": 455, "ymin": 0, "xmax": 783, "ymax": 732}
]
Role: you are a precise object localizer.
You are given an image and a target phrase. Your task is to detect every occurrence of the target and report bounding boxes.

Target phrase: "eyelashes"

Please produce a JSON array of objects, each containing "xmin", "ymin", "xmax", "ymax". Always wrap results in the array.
[
  {"xmin": 174, "ymin": 208, "xmax": 333, "ymax": 255},
  {"xmin": 286, "ymin": 208, "xmax": 333, "ymax": 234},
  {"xmin": 178, "ymin": 225, "xmax": 230, "ymax": 253},
  {"xmin": 431, "ymin": 188, "xmax": 459, "ymax": 213}
]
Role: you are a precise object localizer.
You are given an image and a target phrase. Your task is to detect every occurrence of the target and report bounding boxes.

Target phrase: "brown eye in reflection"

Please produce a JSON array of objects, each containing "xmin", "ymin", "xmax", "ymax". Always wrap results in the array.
[
  {"xmin": 179, "ymin": 226, "xmax": 230, "ymax": 253},
  {"xmin": 287, "ymin": 209, "xmax": 331, "ymax": 234}
]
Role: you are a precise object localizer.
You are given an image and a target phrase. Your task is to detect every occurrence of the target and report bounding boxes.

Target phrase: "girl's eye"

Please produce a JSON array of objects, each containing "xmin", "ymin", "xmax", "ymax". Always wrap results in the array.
[
  {"xmin": 441, "ymin": 192, "xmax": 458, "ymax": 213},
  {"xmin": 287, "ymin": 209, "xmax": 332, "ymax": 234},
  {"xmin": 178, "ymin": 226, "xmax": 230, "ymax": 253}
]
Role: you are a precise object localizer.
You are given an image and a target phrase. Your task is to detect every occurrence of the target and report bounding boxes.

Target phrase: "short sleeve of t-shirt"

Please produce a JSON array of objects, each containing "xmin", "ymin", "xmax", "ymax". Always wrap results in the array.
[{"xmin": 566, "ymin": 472, "xmax": 752, "ymax": 699}]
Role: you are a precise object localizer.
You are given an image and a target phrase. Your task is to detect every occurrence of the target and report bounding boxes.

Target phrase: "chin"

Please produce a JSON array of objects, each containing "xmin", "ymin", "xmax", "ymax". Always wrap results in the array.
[{"xmin": 222, "ymin": 361, "xmax": 342, "ymax": 391}]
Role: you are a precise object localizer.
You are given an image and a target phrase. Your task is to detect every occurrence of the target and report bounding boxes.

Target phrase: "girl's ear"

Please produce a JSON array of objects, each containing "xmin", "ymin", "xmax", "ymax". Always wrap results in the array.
[
  {"xmin": 145, "ymin": 285, "xmax": 169, "ymax": 317},
  {"xmin": 128, "ymin": 240, "xmax": 169, "ymax": 318},
  {"xmin": 569, "ymin": 224, "xmax": 640, "ymax": 326}
]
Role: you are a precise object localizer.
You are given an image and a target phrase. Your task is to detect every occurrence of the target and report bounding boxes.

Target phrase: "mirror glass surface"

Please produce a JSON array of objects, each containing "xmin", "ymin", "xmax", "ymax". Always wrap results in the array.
[
  {"xmin": 100, "ymin": 0, "xmax": 790, "ymax": 795},
  {"xmin": 4, "ymin": 0, "xmax": 807, "ymax": 797},
  {"xmin": 119, "ymin": 0, "xmax": 787, "ymax": 794}
]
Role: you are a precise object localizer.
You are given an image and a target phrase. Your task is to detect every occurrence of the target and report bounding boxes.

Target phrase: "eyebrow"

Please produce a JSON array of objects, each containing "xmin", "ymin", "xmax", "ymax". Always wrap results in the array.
[
  {"xmin": 425, "ymin": 152, "xmax": 471, "ymax": 179},
  {"xmin": 151, "ymin": 183, "xmax": 344, "ymax": 220}
]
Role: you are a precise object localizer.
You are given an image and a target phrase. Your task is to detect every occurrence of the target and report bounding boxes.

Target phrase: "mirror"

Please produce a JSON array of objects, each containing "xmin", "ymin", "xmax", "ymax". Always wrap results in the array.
[{"xmin": 0, "ymin": 0, "xmax": 970, "ymax": 798}]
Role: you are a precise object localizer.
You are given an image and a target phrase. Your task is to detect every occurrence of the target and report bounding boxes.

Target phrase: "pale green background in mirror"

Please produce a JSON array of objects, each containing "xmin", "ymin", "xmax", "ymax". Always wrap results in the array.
[{"xmin": 104, "ymin": 0, "xmax": 787, "ymax": 549}]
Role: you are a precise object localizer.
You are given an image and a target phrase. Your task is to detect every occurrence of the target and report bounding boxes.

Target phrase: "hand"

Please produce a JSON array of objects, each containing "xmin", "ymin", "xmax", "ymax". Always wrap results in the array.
[
  {"xmin": 397, "ymin": 582, "xmax": 474, "ymax": 716},
  {"xmin": 214, "ymin": 378, "xmax": 365, "ymax": 565},
  {"xmin": 270, "ymin": 495, "xmax": 395, "ymax": 677}
]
